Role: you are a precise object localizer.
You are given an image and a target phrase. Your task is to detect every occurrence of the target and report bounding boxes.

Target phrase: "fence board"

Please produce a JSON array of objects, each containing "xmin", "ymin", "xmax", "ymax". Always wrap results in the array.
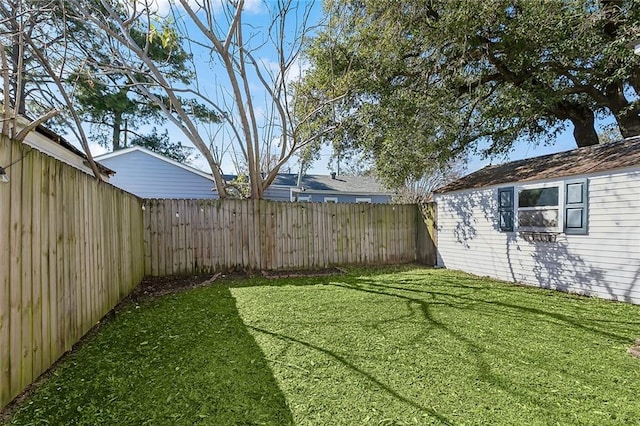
[
  {"xmin": 0, "ymin": 135, "xmax": 145, "ymax": 409},
  {"xmin": 9, "ymin": 140, "xmax": 23, "ymax": 398},
  {"xmin": 39, "ymin": 156, "xmax": 50, "ymax": 377},
  {"xmin": 31, "ymin": 152, "xmax": 42, "ymax": 378},
  {"xmin": 143, "ymin": 200, "xmax": 431, "ymax": 275}
]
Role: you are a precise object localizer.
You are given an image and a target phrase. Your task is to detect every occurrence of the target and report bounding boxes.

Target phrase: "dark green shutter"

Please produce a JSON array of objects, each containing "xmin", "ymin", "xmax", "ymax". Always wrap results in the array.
[
  {"xmin": 498, "ymin": 187, "xmax": 514, "ymax": 232},
  {"xmin": 564, "ymin": 179, "xmax": 588, "ymax": 235}
]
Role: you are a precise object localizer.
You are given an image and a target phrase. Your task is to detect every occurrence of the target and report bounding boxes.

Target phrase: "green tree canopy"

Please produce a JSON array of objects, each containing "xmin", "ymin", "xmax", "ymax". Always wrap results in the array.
[
  {"xmin": 129, "ymin": 128, "xmax": 197, "ymax": 164},
  {"xmin": 298, "ymin": 0, "xmax": 640, "ymax": 187},
  {"xmin": 72, "ymin": 20, "xmax": 219, "ymax": 154}
]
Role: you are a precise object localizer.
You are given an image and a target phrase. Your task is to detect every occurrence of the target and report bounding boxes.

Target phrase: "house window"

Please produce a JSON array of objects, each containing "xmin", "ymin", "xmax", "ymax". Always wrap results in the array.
[
  {"xmin": 497, "ymin": 179, "xmax": 588, "ymax": 235},
  {"xmin": 517, "ymin": 186, "xmax": 559, "ymax": 231},
  {"xmin": 298, "ymin": 196, "xmax": 311, "ymax": 202},
  {"xmin": 355, "ymin": 198, "xmax": 372, "ymax": 204},
  {"xmin": 324, "ymin": 197, "xmax": 338, "ymax": 203}
]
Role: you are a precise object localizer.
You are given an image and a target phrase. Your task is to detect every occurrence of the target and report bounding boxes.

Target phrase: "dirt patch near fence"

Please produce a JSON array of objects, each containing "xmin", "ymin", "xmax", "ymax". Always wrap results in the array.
[
  {"xmin": 127, "ymin": 267, "xmax": 346, "ymax": 301},
  {"xmin": 127, "ymin": 273, "xmax": 222, "ymax": 300},
  {"xmin": 629, "ymin": 339, "xmax": 640, "ymax": 359}
]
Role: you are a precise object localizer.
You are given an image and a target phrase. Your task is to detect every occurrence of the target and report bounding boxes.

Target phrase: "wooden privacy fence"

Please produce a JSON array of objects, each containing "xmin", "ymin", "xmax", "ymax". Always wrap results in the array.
[
  {"xmin": 0, "ymin": 129, "xmax": 436, "ymax": 409},
  {"xmin": 0, "ymin": 136, "xmax": 145, "ymax": 408},
  {"xmin": 143, "ymin": 199, "xmax": 434, "ymax": 276}
]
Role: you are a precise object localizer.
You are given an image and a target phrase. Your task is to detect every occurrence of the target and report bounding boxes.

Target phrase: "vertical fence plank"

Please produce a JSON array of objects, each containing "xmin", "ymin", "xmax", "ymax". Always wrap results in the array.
[
  {"xmin": 47, "ymin": 160, "xmax": 58, "ymax": 371},
  {"xmin": 55, "ymin": 167, "xmax": 68, "ymax": 353},
  {"xmin": 20, "ymin": 148, "xmax": 34, "ymax": 392},
  {"xmin": 9, "ymin": 140, "xmax": 23, "ymax": 401},
  {"xmin": 162, "ymin": 199, "xmax": 170, "ymax": 276},
  {"xmin": 39, "ymin": 153, "xmax": 51, "ymax": 382},
  {"xmin": 203, "ymin": 201, "xmax": 212, "ymax": 272},
  {"xmin": 142, "ymin": 201, "xmax": 150, "ymax": 276},
  {"xmin": 30, "ymin": 151, "xmax": 42, "ymax": 380},
  {"xmin": 274, "ymin": 202, "xmax": 282, "ymax": 269},
  {"xmin": 155, "ymin": 200, "xmax": 164, "ymax": 277},
  {"xmin": 0, "ymin": 137, "xmax": 12, "ymax": 404}
]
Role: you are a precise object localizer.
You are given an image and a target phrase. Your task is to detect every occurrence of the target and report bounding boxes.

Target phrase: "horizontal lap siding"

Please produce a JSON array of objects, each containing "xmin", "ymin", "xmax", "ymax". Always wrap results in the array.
[
  {"xmin": 263, "ymin": 186, "xmax": 291, "ymax": 202},
  {"xmin": 0, "ymin": 136, "xmax": 145, "ymax": 409},
  {"xmin": 435, "ymin": 171, "xmax": 640, "ymax": 304},
  {"xmin": 99, "ymin": 151, "xmax": 218, "ymax": 199},
  {"xmin": 304, "ymin": 193, "xmax": 392, "ymax": 204}
]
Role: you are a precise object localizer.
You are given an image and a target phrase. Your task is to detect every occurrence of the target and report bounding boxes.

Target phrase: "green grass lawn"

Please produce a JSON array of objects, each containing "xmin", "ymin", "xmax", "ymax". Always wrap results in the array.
[{"xmin": 3, "ymin": 266, "xmax": 640, "ymax": 425}]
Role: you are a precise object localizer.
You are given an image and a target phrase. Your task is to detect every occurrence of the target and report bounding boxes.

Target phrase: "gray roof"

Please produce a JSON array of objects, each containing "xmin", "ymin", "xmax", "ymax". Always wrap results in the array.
[
  {"xmin": 293, "ymin": 174, "xmax": 389, "ymax": 193},
  {"xmin": 224, "ymin": 173, "xmax": 391, "ymax": 193},
  {"xmin": 436, "ymin": 137, "xmax": 640, "ymax": 193}
]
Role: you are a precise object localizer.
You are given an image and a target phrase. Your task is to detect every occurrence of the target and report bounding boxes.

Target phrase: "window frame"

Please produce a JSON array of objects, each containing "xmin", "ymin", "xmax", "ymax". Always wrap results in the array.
[
  {"xmin": 515, "ymin": 183, "xmax": 561, "ymax": 232},
  {"xmin": 324, "ymin": 197, "xmax": 338, "ymax": 203},
  {"xmin": 355, "ymin": 197, "xmax": 372, "ymax": 204},
  {"xmin": 497, "ymin": 179, "xmax": 589, "ymax": 235}
]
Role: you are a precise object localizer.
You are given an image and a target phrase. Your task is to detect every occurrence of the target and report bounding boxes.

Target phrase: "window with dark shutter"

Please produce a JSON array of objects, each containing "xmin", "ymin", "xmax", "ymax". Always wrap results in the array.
[
  {"xmin": 564, "ymin": 179, "xmax": 588, "ymax": 235},
  {"xmin": 498, "ymin": 187, "xmax": 514, "ymax": 232}
]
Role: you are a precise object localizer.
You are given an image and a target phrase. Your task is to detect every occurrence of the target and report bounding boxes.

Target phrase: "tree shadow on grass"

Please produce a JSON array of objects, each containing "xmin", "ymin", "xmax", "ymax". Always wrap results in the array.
[
  {"xmin": 324, "ymin": 278, "xmax": 639, "ymax": 418},
  {"xmin": 5, "ymin": 286, "xmax": 293, "ymax": 426},
  {"xmin": 352, "ymin": 279, "xmax": 637, "ymax": 341},
  {"xmin": 246, "ymin": 325, "xmax": 454, "ymax": 425}
]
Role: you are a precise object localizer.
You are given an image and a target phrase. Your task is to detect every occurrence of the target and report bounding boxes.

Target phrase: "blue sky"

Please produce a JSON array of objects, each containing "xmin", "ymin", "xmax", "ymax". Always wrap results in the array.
[{"xmin": 87, "ymin": 0, "xmax": 598, "ymax": 178}]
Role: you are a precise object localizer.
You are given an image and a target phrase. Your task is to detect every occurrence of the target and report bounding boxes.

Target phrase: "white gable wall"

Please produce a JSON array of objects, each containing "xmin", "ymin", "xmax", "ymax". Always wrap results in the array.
[{"xmin": 434, "ymin": 168, "xmax": 640, "ymax": 304}]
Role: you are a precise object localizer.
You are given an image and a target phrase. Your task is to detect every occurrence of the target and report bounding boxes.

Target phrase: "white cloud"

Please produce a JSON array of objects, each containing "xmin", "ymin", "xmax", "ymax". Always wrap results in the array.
[
  {"xmin": 243, "ymin": 0, "xmax": 264, "ymax": 14},
  {"xmin": 152, "ymin": 0, "xmax": 264, "ymax": 17},
  {"xmin": 257, "ymin": 56, "xmax": 310, "ymax": 86},
  {"xmin": 285, "ymin": 58, "xmax": 310, "ymax": 85}
]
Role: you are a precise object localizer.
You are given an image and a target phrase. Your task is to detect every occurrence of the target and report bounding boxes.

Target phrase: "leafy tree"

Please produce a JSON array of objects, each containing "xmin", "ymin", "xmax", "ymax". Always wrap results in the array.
[
  {"xmin": 394, "ymin": 160, "xmax": 465, "ymax": 204},
  {"xmin": 64, "ymin": 0, "xmax": 337, "ymax": 199},
  {"xmin": 129, "ymin": 128, "xmax": 197, "ymax": 164},
  {"xmin": 0, "ymin": 0, "xmax": 104, "ymax": 177},
  {"xmin": 298, "ymin": 0, "xmax": 640, "ymax": 187},
  {"xmin": 71, "ymin": 17, "xmax": 218, "ymax": 153}
]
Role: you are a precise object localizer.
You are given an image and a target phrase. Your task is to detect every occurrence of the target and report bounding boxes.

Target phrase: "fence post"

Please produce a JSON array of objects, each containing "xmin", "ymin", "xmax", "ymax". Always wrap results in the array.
[{"xmin": 416, "ymin": 202, "xmax": 437, "ymax": 266}]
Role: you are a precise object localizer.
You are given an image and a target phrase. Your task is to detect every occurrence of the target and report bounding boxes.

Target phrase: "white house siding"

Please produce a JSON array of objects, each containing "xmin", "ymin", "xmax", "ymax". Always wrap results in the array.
[
  {"xmin": 98, "ymin": 150, "xmax": 218, "ymax": 199},
  {"xmin": 304, "ymin": 192, "xmax": 392, "ymax": 204},
  {"xmin": 263, "ymin": 186, "xmax": 292, "ymax": 202},
  {"xmin": 434, "ymin": 169, "xmax": 640, "ymax": 304}
]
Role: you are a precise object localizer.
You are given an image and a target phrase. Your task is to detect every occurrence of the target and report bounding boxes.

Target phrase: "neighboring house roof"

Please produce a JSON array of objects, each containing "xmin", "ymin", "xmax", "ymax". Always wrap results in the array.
[
  {"xmin": 260, "ymin": 173, "xmax": 391, "ymax": 194},
  {"xmin": 224, "ymin": 173, "xmax": 392, "ymax": 194},
  {"xmin": 96, "ymin": 146, "xmax": 216, "ymax": 182},
  {"xmin": 298, "ymin": 174, "xmax": 391, "ymax": 194},
  {"xmin": 436, "ymin": 137, "xmax": 640, "ymax": 193}
]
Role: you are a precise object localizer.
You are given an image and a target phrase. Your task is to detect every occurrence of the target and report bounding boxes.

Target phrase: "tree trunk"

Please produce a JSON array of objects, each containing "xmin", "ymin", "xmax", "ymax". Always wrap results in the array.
[
  {"xmin": 8, "ymin": 1, "xmax": 26, "ymax": 115},
  {"xmin": 10, "ymin": 42, "xmax": 26, "ymax": 115},
  {"xmin": 615, "ymin": 109, "xmax": 640, "ymax": 139},
  {"xmin": 572, "ymin": 114, "xmax": 600, "ymax": 147},
  {"xmin": 113, "ymin": 112, "xmax": 122, "ymax": 150},
  {"xmin": 554, "ymin": 101, "xmax": 599, "ymax": 147},
  {"xmin": 604, "ymin": 82, "xmax": 640, "ymax": 139}
]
